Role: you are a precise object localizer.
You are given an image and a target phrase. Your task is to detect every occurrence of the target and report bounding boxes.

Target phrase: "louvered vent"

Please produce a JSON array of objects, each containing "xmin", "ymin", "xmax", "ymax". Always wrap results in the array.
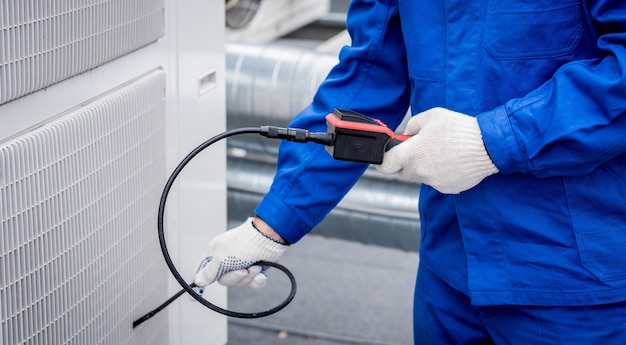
[
  {"xmin": 0, "ymin": 0, "xmax": 165, "ymax": 105},
  {"xmin": 0, "ymin": 70, "xmax": 168, "ymax": 345}
]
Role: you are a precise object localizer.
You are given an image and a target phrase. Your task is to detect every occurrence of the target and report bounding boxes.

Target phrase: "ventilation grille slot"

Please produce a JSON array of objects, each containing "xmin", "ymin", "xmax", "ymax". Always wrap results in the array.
[
  {"xmin": 0, "ymin": 70, "xmax": 168, "ymax": 345},
  {"xmin": 0, "ymin": 0, "xmax": 165, "ymax": 105}
]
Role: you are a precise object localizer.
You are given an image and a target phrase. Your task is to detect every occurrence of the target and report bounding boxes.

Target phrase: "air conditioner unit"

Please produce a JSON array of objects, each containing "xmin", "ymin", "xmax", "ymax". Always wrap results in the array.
[{"xmin": 0, "ymin": 1, "xmax": 227, "ymax": 344}]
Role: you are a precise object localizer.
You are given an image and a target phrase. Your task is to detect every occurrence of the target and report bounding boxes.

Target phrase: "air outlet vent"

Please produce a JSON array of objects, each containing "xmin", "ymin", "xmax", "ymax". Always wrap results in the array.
[
  {"xmin": 1, "ymin": 70, "xmax": 168, "ymax": 344},
  {"xmin": 0, "ymin": 0, "xmax": 165, "ymax": 105}
]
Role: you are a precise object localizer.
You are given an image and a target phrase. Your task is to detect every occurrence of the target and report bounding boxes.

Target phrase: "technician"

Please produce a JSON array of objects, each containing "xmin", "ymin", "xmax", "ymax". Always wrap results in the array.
[{"xmin": 195, "ymin": 0, "xmax": 626, "ymax": 343}]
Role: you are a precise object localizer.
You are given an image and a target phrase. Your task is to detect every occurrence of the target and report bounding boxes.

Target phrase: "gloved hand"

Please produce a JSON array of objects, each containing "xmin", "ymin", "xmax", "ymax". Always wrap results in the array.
[
  {"xmin": 193, "ymin": 218, "xmax": 288, "ymax": 290},
  {"xmin": 376, "ymin": 107, "xmax": 499, "ymax": 194}
]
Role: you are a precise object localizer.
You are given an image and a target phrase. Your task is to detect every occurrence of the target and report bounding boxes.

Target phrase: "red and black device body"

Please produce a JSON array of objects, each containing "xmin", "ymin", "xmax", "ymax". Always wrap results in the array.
[{"xmin": 325, "ymin": 109, "xmax": 410, "ymax": 164}]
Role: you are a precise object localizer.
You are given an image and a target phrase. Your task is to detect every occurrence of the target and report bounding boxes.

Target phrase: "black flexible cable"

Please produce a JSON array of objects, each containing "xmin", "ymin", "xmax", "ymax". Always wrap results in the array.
[
  {"xmin": 132, "ymin": 283, "xmax": 191, "ymax": 328},
  {"xmin": 134, "ymin": 126, "xmax": 328, "ymax": 328},
  {"xmin": 133, "ymin": 260, "xmax": 295, "ymax": 328}
]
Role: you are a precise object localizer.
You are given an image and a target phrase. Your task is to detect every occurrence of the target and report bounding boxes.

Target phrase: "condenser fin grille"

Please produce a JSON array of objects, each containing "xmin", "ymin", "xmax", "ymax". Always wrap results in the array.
[
  {"xmin": 1, "ymin": 69, "xmax": 168, "ymax": 345},
  {"xmin": 0, "ymin": 0, "xmax": 165, "ymax": 105}
]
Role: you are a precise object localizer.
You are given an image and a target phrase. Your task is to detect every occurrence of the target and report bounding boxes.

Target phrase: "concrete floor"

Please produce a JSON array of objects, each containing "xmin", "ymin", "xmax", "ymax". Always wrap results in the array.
[{"xmin": 225, "ymin": 234, "xmax": 419, "ymax": 345}]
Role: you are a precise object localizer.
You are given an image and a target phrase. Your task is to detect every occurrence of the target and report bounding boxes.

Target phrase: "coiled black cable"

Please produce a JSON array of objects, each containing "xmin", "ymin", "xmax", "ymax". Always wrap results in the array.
[{"xmin": 133, "ymin": 126, "xmax": 335, "ymax": 328}]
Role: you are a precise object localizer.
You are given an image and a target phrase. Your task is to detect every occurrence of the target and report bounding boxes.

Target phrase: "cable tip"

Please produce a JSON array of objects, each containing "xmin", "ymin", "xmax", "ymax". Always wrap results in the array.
[{"xmin": 132, "ymin": 313, "xmax": 152, "ymax": 328}]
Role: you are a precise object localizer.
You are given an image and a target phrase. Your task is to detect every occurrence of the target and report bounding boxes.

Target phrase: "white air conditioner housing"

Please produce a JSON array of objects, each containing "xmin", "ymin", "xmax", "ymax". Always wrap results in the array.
[{"xmin": 0, "ymin": 1, "xmax": 227, "ymax": 344}]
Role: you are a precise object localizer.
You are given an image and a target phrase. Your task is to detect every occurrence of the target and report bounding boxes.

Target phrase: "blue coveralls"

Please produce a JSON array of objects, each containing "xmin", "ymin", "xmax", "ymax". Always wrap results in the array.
[{"xmin": 255, "ymin": 0, "xmax": 626, "ymax": 343}]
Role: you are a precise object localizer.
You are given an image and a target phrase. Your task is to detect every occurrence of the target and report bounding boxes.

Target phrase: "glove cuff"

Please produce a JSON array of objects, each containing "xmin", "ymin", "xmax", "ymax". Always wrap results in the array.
[
  {"xmin": 251, "ymin": 218, "xmax": 290, "ymax": 245},
  {"xmin": 456, "ymin": 117, "xmax": 499, "ymax": 180},
  {"xmin": 235, "ymin": 218, "xmax": 288, "ymax": 263}
]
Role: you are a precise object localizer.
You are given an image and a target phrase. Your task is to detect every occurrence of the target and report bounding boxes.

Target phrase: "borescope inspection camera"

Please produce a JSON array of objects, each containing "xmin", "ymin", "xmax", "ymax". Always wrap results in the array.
[
  {"xmin": 133, "ymin": 109, "xmax": 408, "ymax": 328},
  {"xmin": 325, "ymin": 109, "xmax": 410, "ymax": 164}
]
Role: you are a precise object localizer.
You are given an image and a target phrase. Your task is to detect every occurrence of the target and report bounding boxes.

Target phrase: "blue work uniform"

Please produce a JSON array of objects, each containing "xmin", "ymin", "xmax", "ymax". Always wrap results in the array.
[{"xmin": 255, "ymin": 0, "xmax": 626, "ymax": 342}]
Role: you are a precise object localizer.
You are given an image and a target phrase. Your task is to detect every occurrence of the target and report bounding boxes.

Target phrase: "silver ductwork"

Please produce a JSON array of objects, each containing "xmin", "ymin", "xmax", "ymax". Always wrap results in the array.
[
  {"xmin": 226, "ymin": 41, "xmax": 420, "ymax": 252},
  {"xmin": 226, "ymin": 41, "xmax": 340, "ymax": 155}
]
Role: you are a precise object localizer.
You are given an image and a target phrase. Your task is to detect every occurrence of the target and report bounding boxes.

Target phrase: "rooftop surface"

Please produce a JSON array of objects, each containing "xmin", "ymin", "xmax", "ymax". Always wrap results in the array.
[{"xmin": 225, "ymin": 232, "xmax": 419, "ymax": 345}]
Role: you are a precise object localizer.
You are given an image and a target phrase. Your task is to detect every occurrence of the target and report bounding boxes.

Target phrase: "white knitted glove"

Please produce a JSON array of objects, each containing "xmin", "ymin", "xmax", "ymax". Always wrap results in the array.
[
  {"xmin": 193, "ymin": 218, "xmax": 288, "ymax": 290},
  {"xmin": 376, "ymin": 107, "xmax": 499, "ymax": 194}
]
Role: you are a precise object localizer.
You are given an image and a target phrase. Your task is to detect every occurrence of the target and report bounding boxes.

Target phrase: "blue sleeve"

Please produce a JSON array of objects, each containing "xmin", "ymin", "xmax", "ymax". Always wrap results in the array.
[
  {"xmin": 478, "ymin": 0, "xmax": 626, "ymax": 177},
  {"xmin": 254, "ymin": 0, "xmax": 411, "ymax": 244}
]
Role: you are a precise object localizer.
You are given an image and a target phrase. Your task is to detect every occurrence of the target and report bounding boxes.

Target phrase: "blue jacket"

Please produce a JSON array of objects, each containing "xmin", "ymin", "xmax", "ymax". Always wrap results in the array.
[{"xmin": 255, "ymin": 0, "xmax": 626, "ymax": 306}]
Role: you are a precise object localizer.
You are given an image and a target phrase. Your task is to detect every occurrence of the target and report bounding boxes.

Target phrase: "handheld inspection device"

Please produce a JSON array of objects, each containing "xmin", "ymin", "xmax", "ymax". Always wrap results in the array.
[
  {"xmin": 133, "ymin": 109, "xmax": 409, "ymax": 327},
  {"xmin": 325, "ymin": 108, "xmax": 410, "ymax": 164}
]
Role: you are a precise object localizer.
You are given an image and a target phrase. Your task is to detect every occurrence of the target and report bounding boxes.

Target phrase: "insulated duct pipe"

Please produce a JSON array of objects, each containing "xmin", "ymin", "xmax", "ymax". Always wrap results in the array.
[
  {"xmin": 225, "ymin": 41, "xmax": 420, "ymax": 252},
  {"xmin": 226, "ymin": 41, "xmax": 340, "ymax": 155}
]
